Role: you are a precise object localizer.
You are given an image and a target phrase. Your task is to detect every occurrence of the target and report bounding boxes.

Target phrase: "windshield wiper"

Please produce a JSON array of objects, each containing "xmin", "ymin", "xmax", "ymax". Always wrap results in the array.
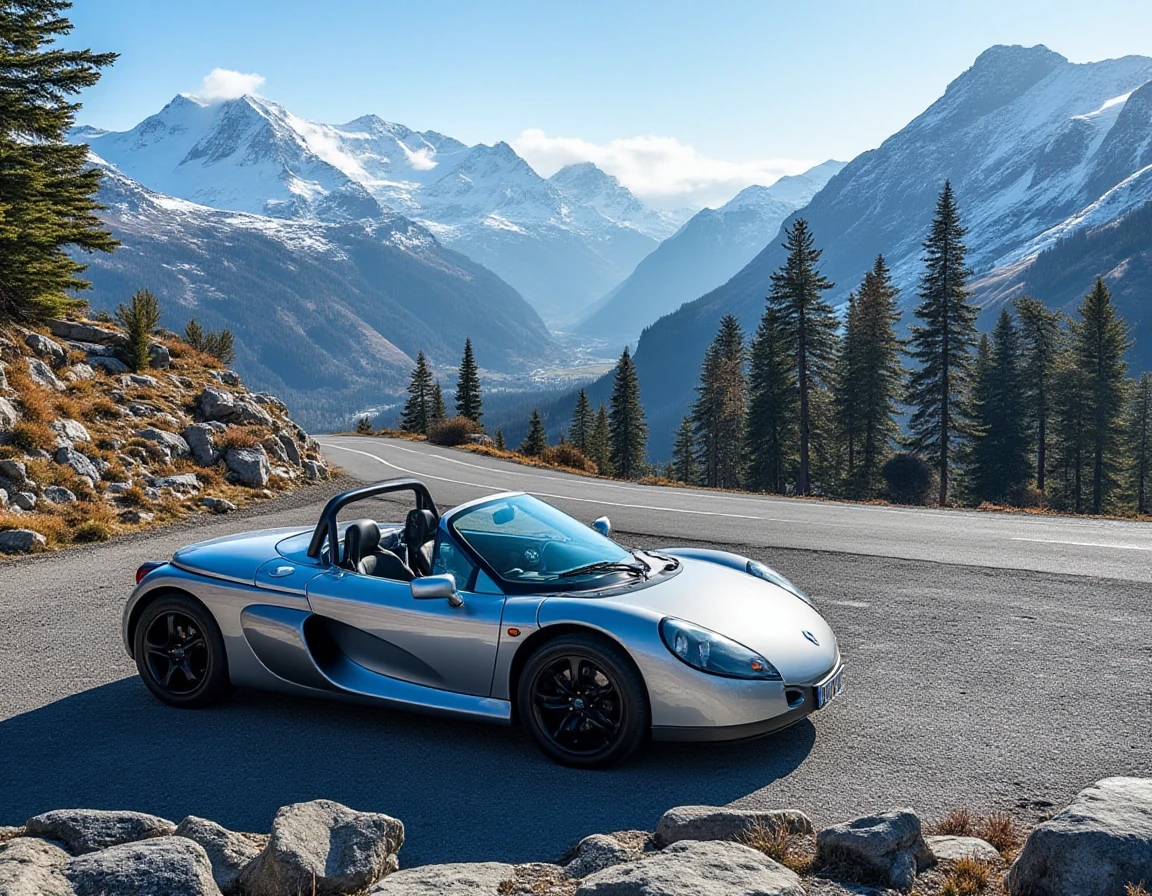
[{"xmin": 558, "ymin": 561, "xmax": 648, "ymax": 579}]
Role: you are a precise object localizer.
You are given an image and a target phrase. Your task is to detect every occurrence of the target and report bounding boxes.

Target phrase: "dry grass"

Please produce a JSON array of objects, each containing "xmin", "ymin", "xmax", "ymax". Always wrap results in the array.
[
  {"xmin": 118, "ymin": 484, "xmax": 151, "ymax": 508},
  {"xmin": 1127, "ymin": 884, "xmax": 1151, "ymax": 896},
  {"xmin": 9, "ymin": 420, "xmax": 55, "ymax": 452},
  {"xmin": 937, "ymin": 856, "xmax": 994, "ymax": 896},
  {"xmin": 0, "ymin": 826, "xmax": 24, "ymax": 843},
  {"xmin": 737, "ymin": 820, "xmax": 815, "ymax": 874},
  {"xmin": 216, "ymin": 426, "xmax": 262, "ymax": 451},
  {"xmin": 934, "ymin": 809, "xmax": 976, "ymax": 837},
  {"xmin": 976, "ymin": 812, "xmax": 1020, "ymax": 858}
]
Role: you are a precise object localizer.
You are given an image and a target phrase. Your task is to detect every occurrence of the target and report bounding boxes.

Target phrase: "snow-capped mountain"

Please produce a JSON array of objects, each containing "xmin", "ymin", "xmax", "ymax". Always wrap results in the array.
[
  {"xmin": 81, "ymin": 154, "xmax": 555, "ymax": 430},
  {"xmin": 576, "ymin": 159, "xmax": 845, "ymax": 341},
  {"xmin": 596, "ymin": 44, "xmax": 1152, "ymax": 458},
  {"xmin": 75, "ymin": 97, "xmax": 671, "ymax": 325},
  {"xmin": 548, "ymin": 162, "xmax": 684, "ymax": 239}
]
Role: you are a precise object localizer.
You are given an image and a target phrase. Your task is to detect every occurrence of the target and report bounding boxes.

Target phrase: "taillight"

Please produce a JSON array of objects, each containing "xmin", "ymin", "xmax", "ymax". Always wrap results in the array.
[{"xmin": 136, "ymin": 561, "xmax": 165, "ymax": 584}]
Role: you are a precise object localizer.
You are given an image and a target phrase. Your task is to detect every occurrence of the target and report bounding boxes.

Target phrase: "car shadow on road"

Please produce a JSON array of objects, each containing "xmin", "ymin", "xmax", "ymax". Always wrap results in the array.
[{"xmin": 0, "ymin": 678, "xmax": 816, "ymax": 866}]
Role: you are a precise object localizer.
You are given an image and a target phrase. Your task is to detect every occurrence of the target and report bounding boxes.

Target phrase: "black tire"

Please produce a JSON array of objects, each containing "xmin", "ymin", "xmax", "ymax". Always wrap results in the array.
[
  {"xmin": 133, "ymin": 593, "xmax": 233, "ymax": 708},
  {"xmin": 517, "ymin": 633, "xmax": 649, "ymax": 768}
]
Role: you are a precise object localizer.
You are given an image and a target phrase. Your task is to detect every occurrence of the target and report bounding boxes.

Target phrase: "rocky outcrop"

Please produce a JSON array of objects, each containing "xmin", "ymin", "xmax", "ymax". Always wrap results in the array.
[
  {"xmin": 0, "ymin": 529, "xmax": 46, "ymax": 553},
  {"xmin": 565, "ymin": 833, "xmax": 641, "ymax": 878},
  {"xmin": 173, "ymin": 816, "xmax": 260, "ymax": 895},
  {"xmin": 656, "ymin": 805, "xmax": 814, "ymax": 846},
  {"xmin": 1007, "ymin": 777, "xmax": 1152, "ymax": 896},
  {"xmin": 369, "ymin": 861, "xmax": 515, "ymax": 895},
  {"xmin": 63, "ymin": 837, "xmax": 220, "ymax": 896},
  {"xmin": 816, "ymin": 809, "xmax": 933, "ymax": 890},
  {"xmin": 0, "ymin": 837, "xmax": 73, "ymax": 896},
  {"xmin": 237, "ymin": 799, "xmax": 404, "ymax": 896},
  {"xmin": 24, "ymin": 809, "xmax": 176, "ymax": 856},
  {"xmin": 225, "ymin": 446, "xmax": 271, "ymax": 487}
]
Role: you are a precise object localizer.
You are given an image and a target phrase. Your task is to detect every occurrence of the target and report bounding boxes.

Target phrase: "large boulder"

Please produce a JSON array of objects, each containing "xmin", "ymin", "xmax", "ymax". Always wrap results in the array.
[
  {"xmin": 90, "ymin": 356, "xmax": 128, "ymax": 374},
  {"xmin": 43, "ymin": 485, "xmax": 78, "ymax": 504},
  {"xmin": 65, "ymin": 363, "xmax": 96, "ymax": 383},
  {"xmin": 237, "ymin": 799, "xmax": 404, "ymax": 896},
  {"xmin": 0, "ymin": 458, "xmax": 27, "ymax": 484},
  {"xmin": 277, "ymin": 433, "xmax": 302, "ymax": 466},
  {"xmin": 0, "ymin": 529, "xmax": 46, "ymax": 553},
  {"xmin": 147, "ymin": 473, "xmax": 202, "ymax": 493},
  {"xmin": 232, "ymin": 400, "xmax": 275, "ymax": 427},
  {"xmin": 303, "ymin": 459, "xmax": 328, "ymax": 481},
  {"xmin": 24, "ymin": 333, "xmax": 67, "ymax": 366},
  {"xmin": 1007, "ymin": 777, "xmax": 1152, "ymax": 896},
  {"xmin": 50, "ymin": 418, "xmax": 91, "ymax": 447},
  {"xmin": 47, "ymin": 319, "xmax": 126, "ymax": 345},
  {"xmin": 927, "ymin": 835, "xmax": 1002, "ymax": 864},
  {"xmin": 174, "ymin": 816, "xmax": 261, "ymax": 896},
  {"xmin": 54, "ymin": 447, "xmax": 100, "ymax": 483},
  {"xmin": 0, "ymin": 396, "xmax": 18, "ymax": 432},
  {"xmin": 656, "ymin": 806, "xmax": 814, "ymax": 846},
  {"xmin": 25, "ymin": 808, "xmax": 176, "ymax": 855},
  {"xmin": 149, "ymin": 342, "xmax": 171, "ymax": 369},
  {"xmin": 225, "ymin": 446, "xmax": 270, "ymax": 487},
  {"xmin": 198, "ymin": 387, "xmax": 236, "ymax": 422},
  {"xmin": 63, "ymin": 836, "xmax": 221, "ymax": 896},
  {"xmin": 565, "ymin": 834, "xmax": 639, "ymax": 878},
  {"xmin": 0, "ymin": 836, "xmax": 73, "ymax": 896},
  {"xmin": 369, "ymin": 861, "xmax": 515, "ymax": 895},
  {"xmin": 136, "ymin": 428, "xmax": 191, "ymax": 458},
  {"xmin": 816, "ymin": 809, "xmax": 933, "ymax": 891},
  {"xmin": 184, "ymin": 422, "xmax": 225, "ymax": 466},
  {"xmin": 26, "ymin": 357, "xmax": 64, "ymax": 391},
  {"xmin": 576, "ymin": 840, "xmax": 804, "ymax": 896}
]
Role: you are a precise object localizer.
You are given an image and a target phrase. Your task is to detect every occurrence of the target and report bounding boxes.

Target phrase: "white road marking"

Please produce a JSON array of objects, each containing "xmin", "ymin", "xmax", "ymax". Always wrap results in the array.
[{"xmin": 1011, "ymin": 537, "xmax": 1152, "ymax": 551}]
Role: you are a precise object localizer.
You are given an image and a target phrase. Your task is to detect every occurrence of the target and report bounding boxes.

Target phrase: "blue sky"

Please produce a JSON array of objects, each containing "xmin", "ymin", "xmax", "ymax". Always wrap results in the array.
[{"xmin": 65, "ymin": 0, "xmax": 1152, "ymax": 208}]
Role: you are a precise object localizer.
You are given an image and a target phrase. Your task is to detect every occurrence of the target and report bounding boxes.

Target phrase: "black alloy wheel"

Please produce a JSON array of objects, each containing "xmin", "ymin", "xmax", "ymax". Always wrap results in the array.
[
  {"xmin": 518, "ymin": 634, "xmax": 648, "ymax": 768},
  {"xmin": 134, "ymin": 594, "xmax": 232, "ymax": 708}
]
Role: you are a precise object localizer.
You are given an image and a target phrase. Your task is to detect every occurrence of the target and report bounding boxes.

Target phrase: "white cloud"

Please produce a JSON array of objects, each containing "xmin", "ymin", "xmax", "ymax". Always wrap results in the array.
[
  {"xmin": 513, "ymin": 128, "xmax": 815, "ymax": 210},
  {"xmin": 189, "ymin": 68, "xmax": 266, "ymax": 103}
]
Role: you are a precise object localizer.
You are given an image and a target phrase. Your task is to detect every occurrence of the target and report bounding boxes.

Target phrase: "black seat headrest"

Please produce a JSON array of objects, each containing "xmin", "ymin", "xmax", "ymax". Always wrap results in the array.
[
  {"xmin": 343, "ymin": 519, "xmax": 381, "ymax": 568},
  {"xmin": 404, "ymin": 509, "xmax": 437, "ymax": 547}
]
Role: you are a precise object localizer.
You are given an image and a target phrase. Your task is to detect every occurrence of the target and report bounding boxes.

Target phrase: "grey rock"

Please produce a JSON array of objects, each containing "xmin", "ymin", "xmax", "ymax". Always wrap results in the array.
[
  {"xmin": 0, "ymin": 836, "xmax": 73, "ymax": 896},
  {"xmin": 149, "ymin": 342, "xmax": 171, "ymax": 369},
  {"xmin": 0, "ymin": 359, "xmax": 8, "ymax": 391},
  {"xmin": 370, "ymin": 862, "xmax": 514, "ymax": 895},
  {"xmin": 212, "ymin": 369, "xmax": 242, "ymax": 387},
  {"xmin": 576, "ymin": 840, "xmax": 803, "ymax": 896},
  {"xmin": 148, "ymin": 473, "xmax": 201, "ymax": 492},
  {"xmin": 120, "ymin": 509, "xmax": 156, "ymax": 524},
  {"xmin": 225, "ymin": 446, "xmax": 270, "ymax": 487},
  {"xmin": 817, "ymin": 809, "xmax": 933, "ymax": 891},
  {"xmin": 0, "ymin": 488, "xmax": 7, "ymax": 508},
  {"xmin": 168, "ymin": 374, "xmax": 194, "ymax": 389},
  {"xmin": 51, "ymin": 418, "xmax": 91, "ymax": 445},
  {"xmin": 136, "ymin": 427, "xmax": 191, "ymax": 458},
  {"xmin": 303, "ymin": 459, "xmax": 327, "ymax": 481},
  {"xmin": 0, "ymin": 528, "xmax": 46, "ymax": 553},
  {"xmin": 121, "ymin": 373, "xmax": 159, "ymax": 388},
  {"xmin": 656, "ymin": 806, "xmax": 814, "ymax": 846},
  {"xmin": 184, "ymin": 423, "xmax": 222, "ymax": 466},
  {"xmin": 25, "ymin": 332, "xmax": 67, "ymax": 366},
  {"xmin": 26, "ymin": 357, "xmax": 65, "ymax": 391},
  {"xmin": 277, "ymin": 433, "xmax": 302, "ymax": 466},
  {"xmin": 261, "ymin": 435, "xmax": 289, "ymax": 463},
  {"xmin": 64, "ymin": 836, "xmax": 221, "ymax": 896},
  {"xmin": 198, "ymin": 387, "xmax": 236, "ymax": 422},
  {"xmin": 65, "ymin": 363, "xmax": 96, "ymax": 382},
  {"xmin": 128, "ymin": 403, "xmax": 154, "ymax": 417},
  {"xmin": 1007, "ymin": 776, "xmax": 1152, "ymax": 896},
  {"xmin": 0, "ymin": 397, "xmax": 19, "ymax": 432},
  {"xmin": 25, "ymin": 808, "xmax": 176, "ymax": 855},
  {"xmin": 90, "ymin": 356, "xmax": 128, "ymax": 374},
  {"xmin": 68, "ymin": 339, "xmax": 117, "ymax": 357},
  {"xmin": 54, "ymin": 447, "xmax": 99, "ymax": 483},
  {"xmin": 238, "ymin": 798, "xmax": 404, "ymax": 896},
  {"xmin": 201, "ymin": 497, "xmax": 237, "ymax": 514},
  {"xmin": 926, "ymin": 835, "xmax": 1002, "ymax": 864},
  {"xmin": 104, "ymin": 481, "xmax": 132, "ymax": 495},
  {"xmin": 231, "ymin": 399, "xmax": 274, "ymax": 427},
  {"xmin": 253, "ymin": 392, "xmax": 287, "ymax": 411},
  {"xmin": 174, "ymin": 815, "xmax": 260, "ymax": 896},
  {"xmin": 43, "ymin": 486, "xmax": 78, "ymax": 504},
  {"xmin": 13, "ymin": 491, "xmax": 37, "ymax": 511},
  {"xmin": 0, "ymin": 458, "xmax": 27, "ymax": 483},
  {"xmin": 47, "ymin": 319, "xmax": 126, "ymax": 345},
  {"xmin": 566, "ymin": 834, "xmax": 638, "ymax": 878}
]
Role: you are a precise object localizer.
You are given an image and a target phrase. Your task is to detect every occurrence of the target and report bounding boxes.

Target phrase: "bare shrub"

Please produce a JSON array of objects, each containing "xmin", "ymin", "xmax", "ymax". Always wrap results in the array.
[{"xmin": 427, "ymin": 415, "xmax": 483, "ymax": 447}]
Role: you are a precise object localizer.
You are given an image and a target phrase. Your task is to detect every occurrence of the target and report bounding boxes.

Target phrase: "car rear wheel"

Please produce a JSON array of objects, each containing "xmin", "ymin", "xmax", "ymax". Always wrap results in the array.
[
  {"xmin": 517, "ymin": 633, "xmax": 649, "ymax": 768},
  {"xmin": 134, "ymin": 594, "xmax": 232, "ymax": 708}
]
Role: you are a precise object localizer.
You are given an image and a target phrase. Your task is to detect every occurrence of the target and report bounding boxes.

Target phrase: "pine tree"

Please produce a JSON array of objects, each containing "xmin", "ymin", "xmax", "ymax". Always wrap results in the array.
[
  {"xmin": 1015, "ymin": 295, "xmax": 1065, "ymax": 494},
  {"xmin": 691, "ymin": 314, "xmax": 746, "ymax": 488},
  {"xmin": 588, "ymin": 403, "xmax": 613, "ymax": 477},
  {"xmin": 431, "ymin": 382, "xmax": 446, "ymax": 423},
  {"xmin": 1049, "ymin": 351, "xmax": 1091, "ymax": 513},
  {"xmin": 608, "ymin": 346, "xmax": 648, "ymax": 479},
  {"xmin": 0, "ymin": 1, "xmax": 118, "ymax": 321},
  {"xmin": 519, "ymin": 409, "xmax": 547, "ymax": 456},
  {"xmin": 745, "ymin": 306, "xmax": 797, "ymax": 493},
  {"xmin": 1073, "ymin": 277, "xmax": 1131, "ymax": 514},
  {"xmin": 1128, "ymin": 372, "xmax": 1152, "ymax": 515},
  {"xmin": 906, "ymin": 182, "xmax": 977, "ymax": 505},
  {"xmin": 204, "ymin": 328, "xmax": 236, "ymax": 366},
  {"xmin": 183, "ymin": 319, "xmax": 205, "ymax": 352},
  {"xmin": 671, "ymin": 415, "xmax": 698, "ymax": 484},
  {"xmin": 115, "ymin": 288, "xmax": 160, "ymax": 372},
  {"xmin": 964, "ymin": 309, "xmax": 1030, "ymax": 505},
  {"xmin": 494, "ymin": 428, "xmax": 506, "ymax": 451},
  {"xmin": 767, "ymin": 218, "xmax": 837, "ymax": 495},
  {"xmin": 834, "ymin": 255, "xmax": 903, "ymax": 498},
  {"xmin": 568, "ymin": 389, "xmax": 594, "ymax": 454},
  {"xmin": 400, "ymin": 351, "xmax": 434, "ymax": 434},
  {"xmin": 454, "ymin": 337, "xmax": 483, "ymax": 424}
]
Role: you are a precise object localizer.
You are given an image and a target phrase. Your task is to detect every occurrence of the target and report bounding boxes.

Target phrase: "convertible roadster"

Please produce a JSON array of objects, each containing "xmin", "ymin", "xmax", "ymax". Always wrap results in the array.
[{"xmin": 124, "ymin": 479, "xmax": 843, "ymax": 767}]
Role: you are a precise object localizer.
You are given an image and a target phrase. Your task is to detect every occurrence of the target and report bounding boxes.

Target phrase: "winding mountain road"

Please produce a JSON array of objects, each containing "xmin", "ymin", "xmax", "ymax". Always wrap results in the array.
[{"xmin": 2, "ymin": 435, "xmax": 1149, "ymax": 867}]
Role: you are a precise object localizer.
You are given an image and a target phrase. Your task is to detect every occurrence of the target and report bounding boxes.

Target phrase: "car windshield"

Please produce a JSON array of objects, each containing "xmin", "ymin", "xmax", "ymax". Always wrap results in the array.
[{"xmin": 449, "ymin": 494, "xmax": 637, "ymax": 583}]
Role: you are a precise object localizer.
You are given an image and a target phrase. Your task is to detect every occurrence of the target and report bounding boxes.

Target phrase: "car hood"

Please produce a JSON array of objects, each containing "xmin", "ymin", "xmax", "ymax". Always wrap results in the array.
[
  {"xmin": 603, "ymin": 557, "xmax": 839, "ymax": 684},
  {"xmin": 172, "ymin": 527, "xmax": 308, "ymax": 585}
]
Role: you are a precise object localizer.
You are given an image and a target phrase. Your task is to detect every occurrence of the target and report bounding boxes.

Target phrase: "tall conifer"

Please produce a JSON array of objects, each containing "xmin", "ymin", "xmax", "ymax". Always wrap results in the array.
[
  {"xmin": 906, "ymin": 182, "xmax": 977, "ymax": 505},
  {"xmin": 588, "ymin": 404, "xmax": 612, "ymax": 476},
  {"xmin": 454, "ymin": 337, "xmax": 483, "ymax": 423},
  {"xmin": 431, "ymin": 382, "xmax": 446, "ymax": 423},
  {"xmin": 691, "ymin": 314, "xmax": 746, "ymax": 488},
  {"xmin": 519, "ymin": 409, "xmax": 547, "ymax": 456},
  {"xmin": 745, "ymin": 307, "xmax": 797, "ymax": 493},
  {"xmin": 608, "ymin": 347, "xmax": 648, "ymax": 479},
  {"xmin": 671, "ymin": 415, "xmax": 698, "ymax": 484},
  {"xmin": 1015, "ymin": 296, "xmax": 1065, "ymax": 494},
  {"xmin": 1128, "ymin": 372, "xmax": 1152, "ymax": 515},
  {"xmin": 568, "ymin": 389, "xmax": 594, "ymax": 453},
  {"xmin": 400, "ymin": 351, "xmax": 434, "ymax": 434}
]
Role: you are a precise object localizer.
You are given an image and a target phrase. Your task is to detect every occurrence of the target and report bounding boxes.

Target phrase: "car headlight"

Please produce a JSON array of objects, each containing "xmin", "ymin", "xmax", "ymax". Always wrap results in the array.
[
  {"xmin": 659, "ymin": 617, "xmax": 782, "ymax": 680},
  {"xmin": 747, "ymin": 560, "xmax": 813, "ymax": 606}
]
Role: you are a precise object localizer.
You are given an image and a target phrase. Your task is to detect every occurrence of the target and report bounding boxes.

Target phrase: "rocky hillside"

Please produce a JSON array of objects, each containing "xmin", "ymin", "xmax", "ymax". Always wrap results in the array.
[{"xmin": 0, "ymin": 317, "xmax": 329, "ymax": 554}]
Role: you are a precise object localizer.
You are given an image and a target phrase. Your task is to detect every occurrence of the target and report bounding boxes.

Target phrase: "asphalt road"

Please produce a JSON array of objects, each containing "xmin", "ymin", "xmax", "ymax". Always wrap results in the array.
[{"xmin": 1, "ymin": 435, "xmax": 1150, "ymax": 868}]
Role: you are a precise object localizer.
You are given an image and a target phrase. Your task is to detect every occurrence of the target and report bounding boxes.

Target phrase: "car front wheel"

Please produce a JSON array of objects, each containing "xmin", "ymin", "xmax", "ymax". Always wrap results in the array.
[
  {"xmin": 517, "ymin": 633, "xmax": 649, "ymax": 768},
  {"xmin": 133, "ymin": 594, "xmax": 232, "ymax": 708}
]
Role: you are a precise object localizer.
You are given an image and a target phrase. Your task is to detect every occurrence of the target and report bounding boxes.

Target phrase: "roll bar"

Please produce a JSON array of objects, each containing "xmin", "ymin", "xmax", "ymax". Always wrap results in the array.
[{"xmin": 307, "ymin": 478, "xmax": 439, "ymax": 566}]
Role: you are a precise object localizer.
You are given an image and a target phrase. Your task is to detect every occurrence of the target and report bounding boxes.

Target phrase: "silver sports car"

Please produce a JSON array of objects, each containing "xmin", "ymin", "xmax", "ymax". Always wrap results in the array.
[{"xmin": 124, "ymin": 479, "xmax": 843, "ymax": 767}]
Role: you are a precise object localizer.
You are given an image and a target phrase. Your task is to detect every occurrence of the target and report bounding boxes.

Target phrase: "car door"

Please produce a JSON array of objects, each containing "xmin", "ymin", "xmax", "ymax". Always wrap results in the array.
[{"xmin": 304, "ymin": 531, "xmax": 505, "ymax": 697}]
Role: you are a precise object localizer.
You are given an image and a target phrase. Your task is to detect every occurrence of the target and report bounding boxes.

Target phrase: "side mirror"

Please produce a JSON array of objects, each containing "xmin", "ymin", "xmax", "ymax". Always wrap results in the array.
[
  {"xmin": 592, "ymin": 516, "xmax": 611, "ymax": 537},
  {"xmin": 411, "ymin": 574, "xmax": 463, "ymax": 607}
]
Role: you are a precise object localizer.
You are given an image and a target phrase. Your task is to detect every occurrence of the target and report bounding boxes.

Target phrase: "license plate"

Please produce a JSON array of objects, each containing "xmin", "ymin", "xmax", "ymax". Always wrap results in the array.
[{"xmin": 815, "ymin": 666, "xmax": 844, "ymax": 709}]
